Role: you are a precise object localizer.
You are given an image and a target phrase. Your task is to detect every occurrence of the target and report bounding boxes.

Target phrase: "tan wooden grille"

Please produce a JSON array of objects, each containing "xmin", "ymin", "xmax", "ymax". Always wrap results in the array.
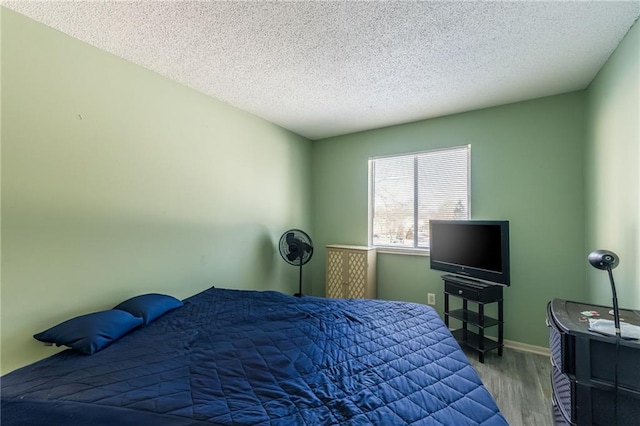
[
  {"xmin": 326, "ymin": 246, "xmax": 376, "ymax": 299},
  {"xmin": 347, "ymin": 252, "xmax": 366, "ymax": 298},
  {"xmin": 326, "ymin": 249, "xmax": 344, "ymax": 298}
]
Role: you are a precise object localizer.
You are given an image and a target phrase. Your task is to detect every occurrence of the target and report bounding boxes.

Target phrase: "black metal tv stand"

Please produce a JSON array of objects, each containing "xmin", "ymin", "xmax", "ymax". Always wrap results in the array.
[{"xmin": 442, "ymin": 274, "xmax": 504, "ymax": 363}]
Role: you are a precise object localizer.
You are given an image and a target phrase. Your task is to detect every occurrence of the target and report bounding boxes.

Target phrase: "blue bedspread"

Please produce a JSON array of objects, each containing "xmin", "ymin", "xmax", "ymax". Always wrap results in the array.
[{"xmin": 1, "ymin": 288, "xmax": 507, "ymax": 425}]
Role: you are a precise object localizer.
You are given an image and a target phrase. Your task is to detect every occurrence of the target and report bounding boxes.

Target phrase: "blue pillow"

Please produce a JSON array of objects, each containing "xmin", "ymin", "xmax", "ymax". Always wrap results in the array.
[
  {"xmin": 33, "ymin": 310, "xmax": 143, "ymax": 355},
  {"xmin": 114, "ymin": 293, "xmax": 183, "ymax": 325}
]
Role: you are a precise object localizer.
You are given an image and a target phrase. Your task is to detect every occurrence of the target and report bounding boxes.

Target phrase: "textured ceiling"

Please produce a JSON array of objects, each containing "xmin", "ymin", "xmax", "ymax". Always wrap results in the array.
[{"xmin": 4, "ymin": 1, "xmax": 640, "ymax": 140}]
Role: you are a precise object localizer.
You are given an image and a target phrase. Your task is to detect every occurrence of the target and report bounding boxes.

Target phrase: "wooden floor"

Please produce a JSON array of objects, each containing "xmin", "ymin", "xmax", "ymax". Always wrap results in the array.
[{"xmin": 464, "ymin": 346, "xmax": 554, "ymax": 426}]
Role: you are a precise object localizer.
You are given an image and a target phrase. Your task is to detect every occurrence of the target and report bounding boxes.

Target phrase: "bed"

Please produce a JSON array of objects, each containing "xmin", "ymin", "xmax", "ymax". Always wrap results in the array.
[{"xmin": 1, "ymin": 288, "xmax": 507, "ymax": 425}]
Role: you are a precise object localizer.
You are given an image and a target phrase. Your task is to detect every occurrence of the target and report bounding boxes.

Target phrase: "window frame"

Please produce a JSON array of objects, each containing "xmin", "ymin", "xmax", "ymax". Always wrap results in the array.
[{"xmin": 367, "ymin": 145, "xmax": 471, "ymax": 255}]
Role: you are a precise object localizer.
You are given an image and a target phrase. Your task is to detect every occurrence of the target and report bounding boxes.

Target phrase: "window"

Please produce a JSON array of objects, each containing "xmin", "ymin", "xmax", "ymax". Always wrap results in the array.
[{"xmin": 369, "ymin": 145, "xmax": 470, "ymax": 252}]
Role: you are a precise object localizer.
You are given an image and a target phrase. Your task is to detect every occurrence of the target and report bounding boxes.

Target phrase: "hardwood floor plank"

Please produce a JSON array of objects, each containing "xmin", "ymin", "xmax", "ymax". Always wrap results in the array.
[{"xmin": 464, "ymin": 346, "xmax": 553, "ymax": 426}]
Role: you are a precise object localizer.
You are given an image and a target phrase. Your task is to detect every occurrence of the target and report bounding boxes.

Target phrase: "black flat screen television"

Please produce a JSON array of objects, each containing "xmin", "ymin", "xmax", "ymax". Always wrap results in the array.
[{"xmin": 429, "ymin": 220, "xmax": 510, "ymax": 286}]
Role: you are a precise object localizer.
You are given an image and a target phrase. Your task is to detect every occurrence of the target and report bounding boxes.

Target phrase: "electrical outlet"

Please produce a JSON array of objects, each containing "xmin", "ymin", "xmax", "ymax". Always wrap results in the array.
[{"xmin": 427, "ymin": 293, "xmax": 436, "ymax": 305}]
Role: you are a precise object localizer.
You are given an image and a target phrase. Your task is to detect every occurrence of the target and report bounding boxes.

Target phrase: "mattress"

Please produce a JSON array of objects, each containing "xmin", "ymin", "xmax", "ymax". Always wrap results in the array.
[{"xmin": 1, "ymin": 288, "xmax": 507, "ymax": 425}]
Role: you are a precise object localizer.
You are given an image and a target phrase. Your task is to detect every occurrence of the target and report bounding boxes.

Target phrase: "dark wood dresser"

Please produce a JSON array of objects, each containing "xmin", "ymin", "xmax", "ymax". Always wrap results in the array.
[{"xmin": 547, "ymin": 299, "xmax": 640, "ymax": 425}]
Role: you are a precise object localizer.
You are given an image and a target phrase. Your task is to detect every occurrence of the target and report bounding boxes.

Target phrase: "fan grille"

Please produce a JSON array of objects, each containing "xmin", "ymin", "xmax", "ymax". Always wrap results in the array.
[{"xmin": 279, "ymin": 229, "xmax": 313, "ymax": 266}]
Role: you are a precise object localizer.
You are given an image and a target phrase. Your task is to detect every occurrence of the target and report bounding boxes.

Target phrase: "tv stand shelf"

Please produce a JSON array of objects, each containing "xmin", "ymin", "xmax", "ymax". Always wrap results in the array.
[
  {"xmin": 442, "ymin": 275, "xmax": 504, "ymax": 363},
  {"xmin": 451, "ymin": 329, "xmax": 502, "ymax": 353},
  {"xmin": 447, "ymin": 309, "xmax": 500, "ymax": 328}
]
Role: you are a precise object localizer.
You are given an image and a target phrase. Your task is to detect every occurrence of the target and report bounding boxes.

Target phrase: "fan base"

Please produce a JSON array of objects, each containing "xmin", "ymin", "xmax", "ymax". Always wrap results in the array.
[{"xmin": 293, "ymin": 293, "xmax": 304, "ymax": 298}]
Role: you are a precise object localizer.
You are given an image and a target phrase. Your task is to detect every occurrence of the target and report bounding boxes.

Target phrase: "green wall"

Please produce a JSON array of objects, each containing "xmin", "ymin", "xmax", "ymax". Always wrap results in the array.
[
  {"xmin": 1, "ymin": 9, "xmax": 312, "ymax": 373},
  {"xmin": 585, "ymin": 21, "xmax": 640, "ymax": 309},
  {"xmin": 311, "ymin": 93, "xmax": 587, "ymax": 348},
  {"xmin": 2, "ymin": 7, "xmax": 638, "ymax": 374}
]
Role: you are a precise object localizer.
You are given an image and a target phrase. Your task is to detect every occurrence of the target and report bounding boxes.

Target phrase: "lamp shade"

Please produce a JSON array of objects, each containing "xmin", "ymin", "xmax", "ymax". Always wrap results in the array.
[{"xmin": 588, "ymin": 249, "xmax": 619, "ymax": 270}]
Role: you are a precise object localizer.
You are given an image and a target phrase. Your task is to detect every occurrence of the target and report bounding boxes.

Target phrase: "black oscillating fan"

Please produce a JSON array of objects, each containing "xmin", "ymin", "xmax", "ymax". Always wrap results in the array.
[{"xmin": 278, "ymin": 229, "xmax": 314, "ymax": 297}]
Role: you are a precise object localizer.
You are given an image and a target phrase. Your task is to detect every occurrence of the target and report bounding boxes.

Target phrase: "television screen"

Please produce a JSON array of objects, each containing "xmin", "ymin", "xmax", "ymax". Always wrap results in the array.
[{"xmin": 429, "ymin": 220, "xmax": 510, "ymax": 286}]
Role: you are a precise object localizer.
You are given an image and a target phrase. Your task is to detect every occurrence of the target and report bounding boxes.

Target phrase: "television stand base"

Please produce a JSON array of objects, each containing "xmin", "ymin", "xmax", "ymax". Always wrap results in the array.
[{"xmin": 442, "ymin": 275, "xmax": 504, "ymax": 363}]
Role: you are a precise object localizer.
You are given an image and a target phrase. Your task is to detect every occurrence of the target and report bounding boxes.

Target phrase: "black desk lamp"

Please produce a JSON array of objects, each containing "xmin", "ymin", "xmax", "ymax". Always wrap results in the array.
[{"xmin": 588, "ymin": 249, "xmax": 621, "ymax": 336}]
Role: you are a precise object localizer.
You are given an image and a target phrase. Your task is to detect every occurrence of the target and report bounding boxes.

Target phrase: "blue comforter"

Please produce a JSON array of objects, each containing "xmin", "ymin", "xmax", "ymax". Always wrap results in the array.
[{"xmin": 1, "ymin": 288, "xmax": 506, "ymax": 425}]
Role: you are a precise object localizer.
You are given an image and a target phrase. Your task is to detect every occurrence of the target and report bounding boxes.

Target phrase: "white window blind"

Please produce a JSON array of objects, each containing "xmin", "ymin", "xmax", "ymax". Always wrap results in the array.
[{"xmin": 369, "ymin": 145, "xmax": 470, "ymax": 250}]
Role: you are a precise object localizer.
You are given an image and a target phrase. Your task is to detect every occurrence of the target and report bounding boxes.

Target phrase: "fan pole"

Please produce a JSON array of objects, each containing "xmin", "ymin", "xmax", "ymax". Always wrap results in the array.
[{"xmin": 295, "ymin": 258, "xmax": 303, "ymax": 297}]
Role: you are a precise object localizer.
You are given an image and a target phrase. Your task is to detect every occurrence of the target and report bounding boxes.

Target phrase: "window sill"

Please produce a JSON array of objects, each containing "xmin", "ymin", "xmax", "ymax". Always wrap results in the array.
[{"xmin": 374, "ymin": 247, "xmax": 430, "ymax": 256}]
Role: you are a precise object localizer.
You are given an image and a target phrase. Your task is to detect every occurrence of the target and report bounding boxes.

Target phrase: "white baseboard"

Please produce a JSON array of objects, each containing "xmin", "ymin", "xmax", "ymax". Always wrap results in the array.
[
  {"xmin": 446, "ymin": 326, "xmax": 551, "ymax": 357},
  {"xmin": 504, "ymin": 339, "xmax": 550, "ymax": 357}
]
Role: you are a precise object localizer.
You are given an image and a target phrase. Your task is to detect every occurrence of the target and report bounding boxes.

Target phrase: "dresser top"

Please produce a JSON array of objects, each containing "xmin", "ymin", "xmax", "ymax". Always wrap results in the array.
[{"xmin": 550, "ymin": 298, "xmax": 640, "ymax": 344}]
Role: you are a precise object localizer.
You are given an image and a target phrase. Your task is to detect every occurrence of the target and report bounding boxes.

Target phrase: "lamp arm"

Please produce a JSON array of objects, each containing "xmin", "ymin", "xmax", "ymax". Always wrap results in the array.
[{"xmin": 606, "ymin": 266, "xmax": 621, "ymax": 336}]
